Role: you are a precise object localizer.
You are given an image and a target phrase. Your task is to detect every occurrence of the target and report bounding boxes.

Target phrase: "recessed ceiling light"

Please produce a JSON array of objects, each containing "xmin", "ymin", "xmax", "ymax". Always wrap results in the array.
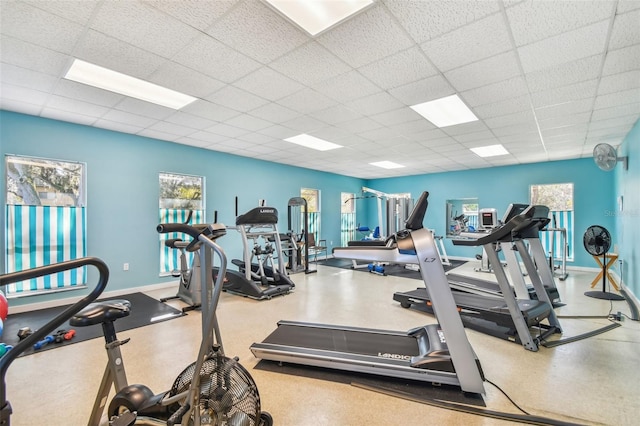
[
  {"xmin": 284, "ymin": 134, "xmax": 343, "ymax": 151},
  {"xmin": 64, "ymin": 59, "xmax": 197, "ymax": 110},
  {"xmin": 370, "ymin": 161, "xmax": 405, "ymax": 169},
  {"xmin": 410, "ymin": 94, "xmax": 478, "ymax": 128},
  {"xmin": 470, "ymin": 144, "xmax": 509, "ymax": 158},
  {"xmin": 264, "ymin": 0, "xmax": 374, "ymax": 36}
]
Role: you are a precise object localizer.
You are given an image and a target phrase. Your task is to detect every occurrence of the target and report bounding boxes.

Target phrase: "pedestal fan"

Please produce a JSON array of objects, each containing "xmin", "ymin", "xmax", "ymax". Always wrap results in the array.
[{"xmin": 583, "ymin": 225, "xmax": 624, "ymax": 301}]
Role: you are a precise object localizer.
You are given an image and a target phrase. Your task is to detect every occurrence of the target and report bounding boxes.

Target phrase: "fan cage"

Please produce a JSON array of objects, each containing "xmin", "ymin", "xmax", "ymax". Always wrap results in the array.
[
  {"xmin": 170, "ymin": 352, "xmax": 262, "ymax": 425},
  {"xmin": 583, "ymin": 225, "xmax": 611, "ymax": 256}
]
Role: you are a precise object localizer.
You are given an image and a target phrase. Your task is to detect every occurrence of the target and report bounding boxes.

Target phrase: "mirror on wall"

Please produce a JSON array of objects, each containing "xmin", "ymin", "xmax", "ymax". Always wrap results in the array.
[{"xmin": 446, "ymin": 198, "xmax": 479, "ymax": 238}]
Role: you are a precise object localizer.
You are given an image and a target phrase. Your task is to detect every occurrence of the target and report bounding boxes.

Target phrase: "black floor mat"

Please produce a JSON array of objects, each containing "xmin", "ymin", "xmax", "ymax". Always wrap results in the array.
[
  {"xmin": 319, "ymin": 257, "xmax": 467, "ymax": 278},
  {"xmin": 1, "ymin": 292, "xmax": 185, "ymax": 357},
  {"xmin": 254, "ymin": 359, "xmax": 485, "ymax": 406}
]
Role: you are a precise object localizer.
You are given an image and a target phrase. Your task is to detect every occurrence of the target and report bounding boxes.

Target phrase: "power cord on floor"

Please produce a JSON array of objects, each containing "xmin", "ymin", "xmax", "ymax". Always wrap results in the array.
[{"xmin": 485, "ymin": 378, "xmax": 530, "ymax": 415}]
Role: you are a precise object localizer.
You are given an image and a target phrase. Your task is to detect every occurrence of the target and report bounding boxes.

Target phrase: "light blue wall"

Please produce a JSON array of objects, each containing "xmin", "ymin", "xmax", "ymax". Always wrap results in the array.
[
  {"xmin": 0, "ymin": 111, "xmax": 365, "ymax": 306},
  {"xmin": 365, "ymin": 157, "xmax": 617, "ymax": 268},
  {"xmin": 614, "ymin": 118, "xmax": 640, "ymax": 301}
]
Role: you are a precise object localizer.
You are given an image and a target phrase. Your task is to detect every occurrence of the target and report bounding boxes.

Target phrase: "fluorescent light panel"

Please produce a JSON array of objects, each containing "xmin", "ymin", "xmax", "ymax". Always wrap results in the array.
[
  {"xmin": 64, "ymin": 59, "xmax": 197, "ymax": 110},
  {"xmin": 411, "ymin": 94, "xmax": 478, "ymax": 128},
  {"xmin": 470, "ymin": 144, "xmax": 509, "ymax": 158},
  {"xmin": 370, "ymin": 161, "xmax": 405, "ymax": 169},
  {"xmin": 284, "ymin": 134, "xmax": 343, "ymax": 151},
  {"xmin": 264, "ymin": 0, "xmax": 373, "ymax": 36}
]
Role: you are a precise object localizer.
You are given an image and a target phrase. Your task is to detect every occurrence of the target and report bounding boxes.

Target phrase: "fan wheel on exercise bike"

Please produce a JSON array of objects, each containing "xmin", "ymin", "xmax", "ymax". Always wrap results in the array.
[{"xmin": 170, "ymin": 347, "xmax": 272, "ymax": 426}]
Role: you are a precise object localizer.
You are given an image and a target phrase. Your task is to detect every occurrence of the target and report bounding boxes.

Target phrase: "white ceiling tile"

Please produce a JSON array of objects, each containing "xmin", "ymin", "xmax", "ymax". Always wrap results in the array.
[
  {"xmin": 174, "ymin": 137, "xmax": 214, "ymax": 149},
  {"xmin": 74, "ymin": 30, "xmax": 166, "ymax": 79},
  {"xmin": 602, "ymin": 44, "xmax": 640, "ymax": 76},
  {"xmin": 535, "ymin": 98, "xmax": 593, "ymax": 121},
  {"xmin": 531, "ymin": 79, "xmax": 599, "ymax": 108},
  {"xmin": 181, "ymin": 100, "xmax": 241, "ymax": 122},
  {"xmin": 422, "ymin": 13, "xmax": 512, "ymax": 72},
  {"xmin": 609, "ymin": 9, "xmax": 640, "ymax": 50},
  {"xmin": 385, "ymin": 0, "xmax": 500, "ymax": 43},
  {"xmin": 150, "ymin": 62, "xmax": 226, "ymax": 99},
  {"xmin": 281, "ymin": 115, "xmax": 327, "ymax": 133},
  {"xmin": 541, "ymin": 123, "xmax": 589, "ymax": 139},
  {"xmin": 46, "ymin": 94, "xmax": 111, "ymax": 118},
  {"xmin": 539, "ymin": 112, "xmax": 591, "ymax": 130},
  {"xmin": 94, "ymin": 118, "xmax": 145, "ymax": 135},
  {"xmin": 225, "ymin": 114, "xmax": 273, "ymax": 132},
  {"xmin": 205, "ymin": 0, "xmax": 308, "ymax": 64},
  {"xmin": 444, "ymin": 51, "xmax": 522, "ymax": 92},
  {"xmin": 0, "ymin": 36, "xmax": 69, "ymax": 76},
  {"xmin": 0, "ymin": 2, "xmax": 85, "ymax": 54},
  {"xmin": 370, "ymin": 107, "xmax": 421, "ymax": 127},
  {"xmin": 588, "ymin": 114, "xmax": 639, "ymax": 131},
  {"xmin": 461, "ymin": 77, "xmax": 529, "ymax": 108},
  {"xmin": 453, "ymin": 130, "xmax": 497, "ymax": 143},
  {"xmin": 493, "ymin": 123, "xmax": 539, "ymax": 137},
  {"xmin": 313, "ymin": 105, "xmax": 363, "ymax": 125},
  {"xmin": 92, "ymin": 1, "xmax": 201, "ymax": 59},
  {"xmin": 39, "ymin": 108, "xmax": 97, "ymax": 127},
  {"xmin": 206, "ymin": 86, "xmax": 269, "ymax": 112},
  {"xmin": 310, "ymin": 126, "xmax": 352, "ymax": 142},
  {"xmin": 617, "ymin": 0, "xmax": 640, "ymax": 13},
  {"xmin": 269, "ymin": 41, "xmax": 351, "ymax": 86},
  {"xmin": 357, "ymin": 47, "xmax": 438, "ymax": 91},
  {"xmin": 277, "ymin": 88, "xmax": 337, "ymax": 114},
  {"xmin": 258, "ymin": 124, "xmax": 297, "ymax": 139},
  {"xmin": 344, "ymin": 91, "xmax": 405, "ymax": 116},
  {"xmin": 144, "ymin": 0, "xmax": 237, "ymax": 31},
  {"xmin": 389, "ymin": 119, "xmax": 436, "ymax": 137},
  {"xmin": 474, "ymin": 95, "xmax": 532, "ymax": 119},
  {"xmin": 0, "ymin": 63, "xmax": 58, "ymax": 93},
  {"xmin": 53, "ymin": 79, "xmax": 124, "ymax": 108},
  {"xmin": 187, "ymin": 131, "xmax": 228, "ymax": 145},
  {"xmin": 317, "ymin": 6, "xmax": 414, "ymax": 68},
  {"xmin": 100, "ymin": 109, "xmax": 157, "ymax": 128},
  {"xmin": 115, "ymin": 98, "xmax": 175, "ymax": 120},
  {"xmin": 164, "ymin": 111, "xmax": 219, "ymax": 131},
  {"xmin": 518, "ymin": 20, "xmax": 610, "ymax": 73},
  {"xmin": 248, "ymin": 103, "xmax": 301, "ymax": 124},
  {"xmin": 525, "ymin": 54, "xmax": 604, "ymax": 92},
  {"xmin": 0, "ymin": 98, "xmax": 43, "ymax": 116},
  {"xmin": 233, "ymin": 67, "xmax": 304, "ymax": 102},
  {"xmin": 389, "ymin": 74, "xmax": 455, "ymax": 106},
  {"xmin": 594, "ymin": 88, "xmax": 640, "ymax": 110},
  {"xmin": 172, "ymin": 34, "xmax": 261, "ymax": 83},
  {"xmin": 24, "ymin": 0, "xmax": 99, "ymax": 24},
  {"xmin": 506, "ymin": 0, "xmax": 613, "ymax": 46},
  {"xmin": 598, "ymin": 70, "xmax": 640, "ymax": 95},
  {"xmin": 358, "ymin": 126, "xmax": 400, "ymax": 141},
  {"xmin": 312, "ymin": 71, "xmax": 380, "ymax": 103},
  {"xmin": 591, "ymin": 102, "xmax": 640, "ymax": 121},
  {"xmin": 236, "ymin": 132, "xmax": 275, "ymax": 145},
  {"xmin": 206, "ymin": 122, "xmax": 249, "ymax": 138},
  {"xmin": 338, "ymin": 117, "xmax": 384, "ymax": 134},
  {"xmin": 441, "ymin": 120, "xmax": 489, "ymax": 136},
  {"xmin": 1, "ymin": 83, "xmax": 49, "ymax": 105},
  {"xmin": 137, "ymin": 128, "xmax": 181, "ymax": 141}
]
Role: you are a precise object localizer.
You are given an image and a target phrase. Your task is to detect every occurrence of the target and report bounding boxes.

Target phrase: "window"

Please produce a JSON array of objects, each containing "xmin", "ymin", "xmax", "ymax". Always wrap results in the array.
[
  {"xmin": 530, "ymin": 183, "xmax": 574, "ymax": 261},
  {"xmin": 341, "ymin": 192, "xmax": 356, "ymax": 246},
  {"xmin": 5, "ymin": 155, "xmax": 87, "ymax": 295},
  {"xmin": 158, "ymin": 172, "xmax": 204, "ymax": 275},
  {"xmin": 446, "ymin": 198, "xmax": 478, "ymax": 237},
  {"xmin": 301, "ymin": 188, "xmax": 321, "ymax": 243}
]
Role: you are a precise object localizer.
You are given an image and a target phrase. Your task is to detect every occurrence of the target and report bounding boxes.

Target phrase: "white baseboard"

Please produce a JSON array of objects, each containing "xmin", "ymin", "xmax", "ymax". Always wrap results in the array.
[{"xmin": 8, "ymin": 281, "xmax": 177, "ymax": 315}]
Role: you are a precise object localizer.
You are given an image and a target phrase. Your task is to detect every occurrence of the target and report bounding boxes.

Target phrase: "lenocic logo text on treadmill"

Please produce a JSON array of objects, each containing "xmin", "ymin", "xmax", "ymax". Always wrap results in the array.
[{"xmin": 378, "ymin": 352, "xmax": 411, "ymax": 360}]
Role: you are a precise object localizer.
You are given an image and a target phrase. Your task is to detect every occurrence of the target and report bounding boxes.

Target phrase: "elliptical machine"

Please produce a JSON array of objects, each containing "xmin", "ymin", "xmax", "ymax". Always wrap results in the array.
[{"xmin": 71, "ymin": 221, "xmax": 272, "ymax": 426}]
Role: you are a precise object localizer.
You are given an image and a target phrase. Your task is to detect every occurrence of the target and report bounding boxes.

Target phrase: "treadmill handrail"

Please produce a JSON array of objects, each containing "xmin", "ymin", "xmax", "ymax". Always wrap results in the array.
[{"xmin": 452, "ymin": 208, "xmax": 534, "ymax": 246}]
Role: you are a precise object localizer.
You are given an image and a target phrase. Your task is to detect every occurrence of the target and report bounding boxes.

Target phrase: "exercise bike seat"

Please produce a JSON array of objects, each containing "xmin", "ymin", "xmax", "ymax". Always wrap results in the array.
[{"xmin": 70, "ymin": 299, "xmax": 131, "ymax": 327}]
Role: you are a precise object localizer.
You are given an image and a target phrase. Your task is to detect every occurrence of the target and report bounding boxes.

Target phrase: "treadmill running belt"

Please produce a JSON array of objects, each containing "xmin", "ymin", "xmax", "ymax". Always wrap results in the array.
[{"xmin": 263, "ymin": 324, "xmax": 419, "ymax": 357}]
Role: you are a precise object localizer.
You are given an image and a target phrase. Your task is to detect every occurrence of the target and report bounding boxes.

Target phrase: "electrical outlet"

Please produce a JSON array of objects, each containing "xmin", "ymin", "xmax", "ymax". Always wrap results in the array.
[{"xmin": 123, "ymin": 263, "xmax": 129, "ymax": 271}]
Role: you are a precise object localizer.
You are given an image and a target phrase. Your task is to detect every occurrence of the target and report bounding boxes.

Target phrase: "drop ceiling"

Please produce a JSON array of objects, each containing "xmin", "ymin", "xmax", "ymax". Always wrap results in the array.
[{"xmin": 1, "ymin": 0, "xmax": 639, "ymax": 179}]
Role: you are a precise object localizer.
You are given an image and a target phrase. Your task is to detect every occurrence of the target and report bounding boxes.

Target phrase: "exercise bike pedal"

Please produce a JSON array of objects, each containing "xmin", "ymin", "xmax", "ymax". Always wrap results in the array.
[{"xmin": 109, "ymin": 411, "xmax": 137, "ymax": 426}]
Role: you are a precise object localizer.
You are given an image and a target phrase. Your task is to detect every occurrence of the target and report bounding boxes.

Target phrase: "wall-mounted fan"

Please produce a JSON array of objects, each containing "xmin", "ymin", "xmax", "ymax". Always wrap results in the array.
[
  {"xmin": 593, "ymin": 143, "xmax": 628, "ymax": 171},
  {"xmin": 583, "ymin": 225, "xmax": 624, "ymax": 301}
]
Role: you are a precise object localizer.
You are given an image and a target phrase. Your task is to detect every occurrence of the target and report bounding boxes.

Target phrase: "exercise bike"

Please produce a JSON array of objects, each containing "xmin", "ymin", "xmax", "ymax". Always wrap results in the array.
[
  {"xmin": 160, "ymin": 211, "xmax": 202, "ymax": 312},
  {"xmin": 71, "ymin": 222, "xmax": 272, "ymax": 426}
]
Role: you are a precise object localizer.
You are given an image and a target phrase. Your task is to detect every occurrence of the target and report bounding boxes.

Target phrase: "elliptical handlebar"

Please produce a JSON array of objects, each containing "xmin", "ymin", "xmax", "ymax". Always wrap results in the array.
[{"xmin": 0, "ymin": 257, "xmax": 110, "ymax": 425}]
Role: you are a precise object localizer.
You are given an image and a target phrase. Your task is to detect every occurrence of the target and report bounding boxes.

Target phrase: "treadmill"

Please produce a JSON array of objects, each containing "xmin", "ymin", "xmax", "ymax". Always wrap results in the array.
[
  {"xmin": 251, "ymin": 192, "xmax": 486, "ymax": 395},
  {"xmin": 393, "ymin": 206, "xmax": 562, "ymax": 351},
  {"xmin": 445, "ymin": 204, "xmax": 561, "ymax": 305}
]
